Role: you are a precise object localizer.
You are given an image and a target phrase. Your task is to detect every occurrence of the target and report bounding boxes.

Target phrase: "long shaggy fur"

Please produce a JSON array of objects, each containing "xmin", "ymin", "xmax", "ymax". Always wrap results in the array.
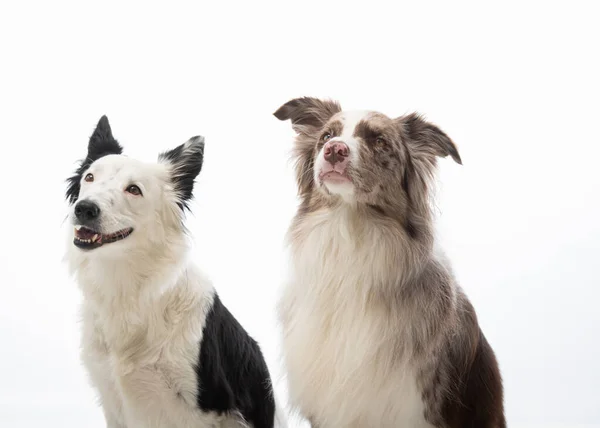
[
  {"xmin": 65, "ymin": 116, "xmax": 286, "ymax": 428},
  {"xmin": 274, "ymin": 98, "xmax": 505, "ymax": 428}
]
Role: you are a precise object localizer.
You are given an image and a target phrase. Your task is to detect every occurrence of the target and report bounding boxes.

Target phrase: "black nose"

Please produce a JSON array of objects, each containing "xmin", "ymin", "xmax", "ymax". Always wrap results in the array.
[{"xmin": 74, "ymin": 200, "xmax": 100, "ymax": 222}]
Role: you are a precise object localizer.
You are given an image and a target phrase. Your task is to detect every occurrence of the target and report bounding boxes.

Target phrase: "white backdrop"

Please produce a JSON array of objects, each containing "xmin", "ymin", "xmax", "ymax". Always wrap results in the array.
[{"xmin": 0, "ymin": 1, "xmax": 599, "ymax": 427}]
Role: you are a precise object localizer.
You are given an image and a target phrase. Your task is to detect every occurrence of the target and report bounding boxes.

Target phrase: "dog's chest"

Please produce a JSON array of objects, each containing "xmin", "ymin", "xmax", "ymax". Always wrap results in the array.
[
  {"xmin": 81, "ymin": 303, "xmax": 202, "ymax": 409},
  {"xmin": 281, "ymin": 222, "xmax": 433, "ymax": 427}
]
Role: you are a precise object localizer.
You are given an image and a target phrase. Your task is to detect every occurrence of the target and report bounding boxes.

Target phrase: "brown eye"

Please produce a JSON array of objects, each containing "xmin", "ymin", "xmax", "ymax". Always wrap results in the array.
[
  {"xmin": 376, "ymin": 137, "xmax": 386, "ymax": 146},
  {"xmin": 322, "ymin": 133, "xmax": 332, "ymax": 142},
  {"xmin": 126, "ymin": 185, "xmax": 142, "ymax": 196},
  {"xmin": 84, "ymin": 173, "xmax": 94, "ymax": 182}
]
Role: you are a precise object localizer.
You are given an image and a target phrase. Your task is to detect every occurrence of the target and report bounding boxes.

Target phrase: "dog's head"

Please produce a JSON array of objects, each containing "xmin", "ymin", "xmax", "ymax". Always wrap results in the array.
[
  {"xmin": 65, "ymin": 116, "xmax": 204, "ymax": 255},
  {"xmin": 274, "ymin": 97, "xmax": 461, "ymax": 234}
]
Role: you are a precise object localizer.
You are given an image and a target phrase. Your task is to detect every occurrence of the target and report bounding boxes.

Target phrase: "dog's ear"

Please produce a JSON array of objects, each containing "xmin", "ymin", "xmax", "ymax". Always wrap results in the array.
[
  {"xmin": 159, "ymin": 136, "xmax": 205, "ymax": 210},
  {"xmin": 397, "ymin": 113, "xmax": 462, "ymax": 165},
  {"xmin": 274, "ymin": 97, "xmax": 341, "ymax": 197},
  {"xmin": 87, "ymin": 115, "xmax": 123, "ymax": 161},
  {"xmin": 274, "ymin": 97, "xmax": 341, "ymax": 135},
  {"xmin": 66, "ymin": 115, "xmax": 123, "ymax": 204}
]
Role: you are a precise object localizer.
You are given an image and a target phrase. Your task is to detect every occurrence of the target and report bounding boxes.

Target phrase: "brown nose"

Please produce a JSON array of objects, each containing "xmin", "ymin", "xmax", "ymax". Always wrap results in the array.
[{"xmin": 324, "ymin": 141, "xmax": 349, "ymax": 165}]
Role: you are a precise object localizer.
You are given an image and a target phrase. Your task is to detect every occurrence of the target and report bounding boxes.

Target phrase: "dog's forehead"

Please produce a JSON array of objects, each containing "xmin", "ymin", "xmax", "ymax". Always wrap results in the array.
[
  {"xmin": 92, "ymin": 154, "xmax": 141, "ymax": 171},
  {"xmin": 330, "ymin": 110, "xmax": 368, "ymax": 134},
  {"xmin": 89, "ymin": 154, "xmax": 159, "ymax": 179},
  {"xmin": 331, "ymin": 110, "xmax": 391, "ymax": 136}
]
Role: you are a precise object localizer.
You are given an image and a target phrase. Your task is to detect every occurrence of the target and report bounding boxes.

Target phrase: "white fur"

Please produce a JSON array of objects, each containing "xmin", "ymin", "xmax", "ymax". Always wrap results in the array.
[
  {"xmin": 332, "ymin": 110, "xmax": 367, "ymax": 163},
  {"xmin": 279, "ymin": 204, "xmax": 435, "ymax": 428},
  {"xmin": 66, "ymin": 153, "xmax": 282, "ymax": 428},
  {"xmin": 313, "ymin": 111, "xmax": 368, "ymax": 200}
]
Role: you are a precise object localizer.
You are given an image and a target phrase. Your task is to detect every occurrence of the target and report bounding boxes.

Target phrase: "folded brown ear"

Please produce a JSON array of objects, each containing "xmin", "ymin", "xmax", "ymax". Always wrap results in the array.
[
  {"xmin": 399, "ymin": 113, "xmax": 462, "ymax": 165},
  {"xmin": 274, "ymin": 97, "xmax": 341, "ymax": 132}
]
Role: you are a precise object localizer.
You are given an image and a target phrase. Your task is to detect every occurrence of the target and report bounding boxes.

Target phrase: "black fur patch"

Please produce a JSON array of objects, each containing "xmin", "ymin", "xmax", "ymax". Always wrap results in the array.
[
  {"xmin": 158, "ymin": 136, "xmax": 204, "ymax": 210},
  {"xmin": 66, "ymin": 116, "xmax": 123, "ymax": 204},
  {"xmin": 196, "ymin": 294, "xmax": 276, "ymax": 428}
]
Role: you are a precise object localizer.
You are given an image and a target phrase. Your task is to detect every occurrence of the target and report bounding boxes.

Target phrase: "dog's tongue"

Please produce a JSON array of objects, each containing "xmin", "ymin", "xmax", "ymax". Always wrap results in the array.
[{"xmin": 76, "ymin": 227, "xmax": 97, "ymax": 240}]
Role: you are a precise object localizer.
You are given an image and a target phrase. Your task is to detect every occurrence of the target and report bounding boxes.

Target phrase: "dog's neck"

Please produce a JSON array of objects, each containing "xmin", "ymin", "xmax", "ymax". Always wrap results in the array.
[
  {"xmin": 70, "ymin": 235, "xmax": 205, "ymax": 351},
  {"xmin": 71, "ymin": 235, "xmax": 191, "ymax": 309},
  {"xmin": 289, "ymin": 201, "xmax": 434, "ymax": 288}
]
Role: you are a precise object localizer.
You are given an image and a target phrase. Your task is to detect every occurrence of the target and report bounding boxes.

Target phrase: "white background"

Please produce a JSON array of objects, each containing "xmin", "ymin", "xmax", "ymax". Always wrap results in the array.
[{"xmin": 1, "ymin": 1, "xmax": 599, "ymax": 427}]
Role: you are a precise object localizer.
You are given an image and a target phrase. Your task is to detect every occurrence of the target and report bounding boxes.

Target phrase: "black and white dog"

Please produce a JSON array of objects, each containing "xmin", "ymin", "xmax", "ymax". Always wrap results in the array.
[{"xmin": 65, "ymin": 116, "xmax": 286, "ymax": 428}]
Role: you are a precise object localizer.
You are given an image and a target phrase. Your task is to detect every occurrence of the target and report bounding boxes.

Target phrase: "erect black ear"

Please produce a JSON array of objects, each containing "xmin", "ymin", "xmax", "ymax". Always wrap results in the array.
[
  {"xmin": 398, "ymin": 113, "xmax": 462, "ymax": 165},
  {"xmin": 158, "ymin": 136, "xmax": 205, "ymax": 210},
  {"xmin": 87, "ymin": 115, "xmax": 122, "ymax": 161},
  {"xmin": 274, "ymin": 97, "xmax": 342, "ymax": 135},
  {"xmin": 65, "ymin": 115, "xmax": 124, "ymax": 204}
]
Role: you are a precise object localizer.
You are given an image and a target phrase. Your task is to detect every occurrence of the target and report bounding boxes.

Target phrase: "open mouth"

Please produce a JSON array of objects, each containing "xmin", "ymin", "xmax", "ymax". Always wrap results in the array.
[{"xmin": 73, "ymin": 225, "xmax": 133, "ymax": 250}]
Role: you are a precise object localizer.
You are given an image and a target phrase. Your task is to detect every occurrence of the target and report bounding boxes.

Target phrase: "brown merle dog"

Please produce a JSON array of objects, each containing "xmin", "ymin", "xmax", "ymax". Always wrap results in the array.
[{"xmin": 275, "ymin": 97, "xmax": 505, "ymax": 428}]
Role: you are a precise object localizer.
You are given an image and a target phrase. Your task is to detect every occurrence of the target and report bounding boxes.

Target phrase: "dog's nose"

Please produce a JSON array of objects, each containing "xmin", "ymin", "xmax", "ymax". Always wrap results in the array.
[
  {"xmin": 324, "ymin": 141, "xmax": 349, "ymax": 165},
  {"xmin": 75, "ymin": 200, "xmax": 100, "ymax": 222}
]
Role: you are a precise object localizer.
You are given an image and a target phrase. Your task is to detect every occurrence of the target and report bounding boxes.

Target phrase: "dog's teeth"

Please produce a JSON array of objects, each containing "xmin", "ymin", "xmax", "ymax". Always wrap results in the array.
[
  {"xmin": 75, "ymin": 225, "xmax": 82, "ymax": 231},
  {"xmin": 92, "ymin": 234, "xmax": 99, "ymax": 242}
]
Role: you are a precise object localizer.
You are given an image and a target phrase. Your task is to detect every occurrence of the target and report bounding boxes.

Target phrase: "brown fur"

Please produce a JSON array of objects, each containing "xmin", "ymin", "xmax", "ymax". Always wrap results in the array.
[{"xmin": 274, "ymin": 97, "xmax": 505, "ymax": 427}]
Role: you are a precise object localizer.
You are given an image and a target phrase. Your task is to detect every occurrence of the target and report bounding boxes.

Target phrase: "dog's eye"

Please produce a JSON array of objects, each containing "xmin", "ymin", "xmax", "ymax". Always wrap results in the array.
[
  {"xmin": 376, "ymin": 137, "xmax": 386, "ymax": 146},
  {"xmin": 322, "ymin": 133, "xmax": 332, "ymax": 142},
  {"xmin": 126, "ymin": 185, "xmax": 142, "ymax": 196},
  {"xmin": 84, "ymin": 173, "xmax": 94, "ymax": 182}
]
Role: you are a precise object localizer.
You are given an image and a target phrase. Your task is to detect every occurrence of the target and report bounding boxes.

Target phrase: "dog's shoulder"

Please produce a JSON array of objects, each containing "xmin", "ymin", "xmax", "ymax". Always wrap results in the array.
[{"xmin": 196, "ymin": 293, "xmax": 276, "ymax": 426}]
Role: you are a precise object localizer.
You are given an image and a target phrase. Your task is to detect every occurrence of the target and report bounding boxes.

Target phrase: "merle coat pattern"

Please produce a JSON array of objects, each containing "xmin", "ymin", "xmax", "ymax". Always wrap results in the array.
[{"xmin": 275, "ymin": 97, "xmax": 505, "ymax": 428}]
